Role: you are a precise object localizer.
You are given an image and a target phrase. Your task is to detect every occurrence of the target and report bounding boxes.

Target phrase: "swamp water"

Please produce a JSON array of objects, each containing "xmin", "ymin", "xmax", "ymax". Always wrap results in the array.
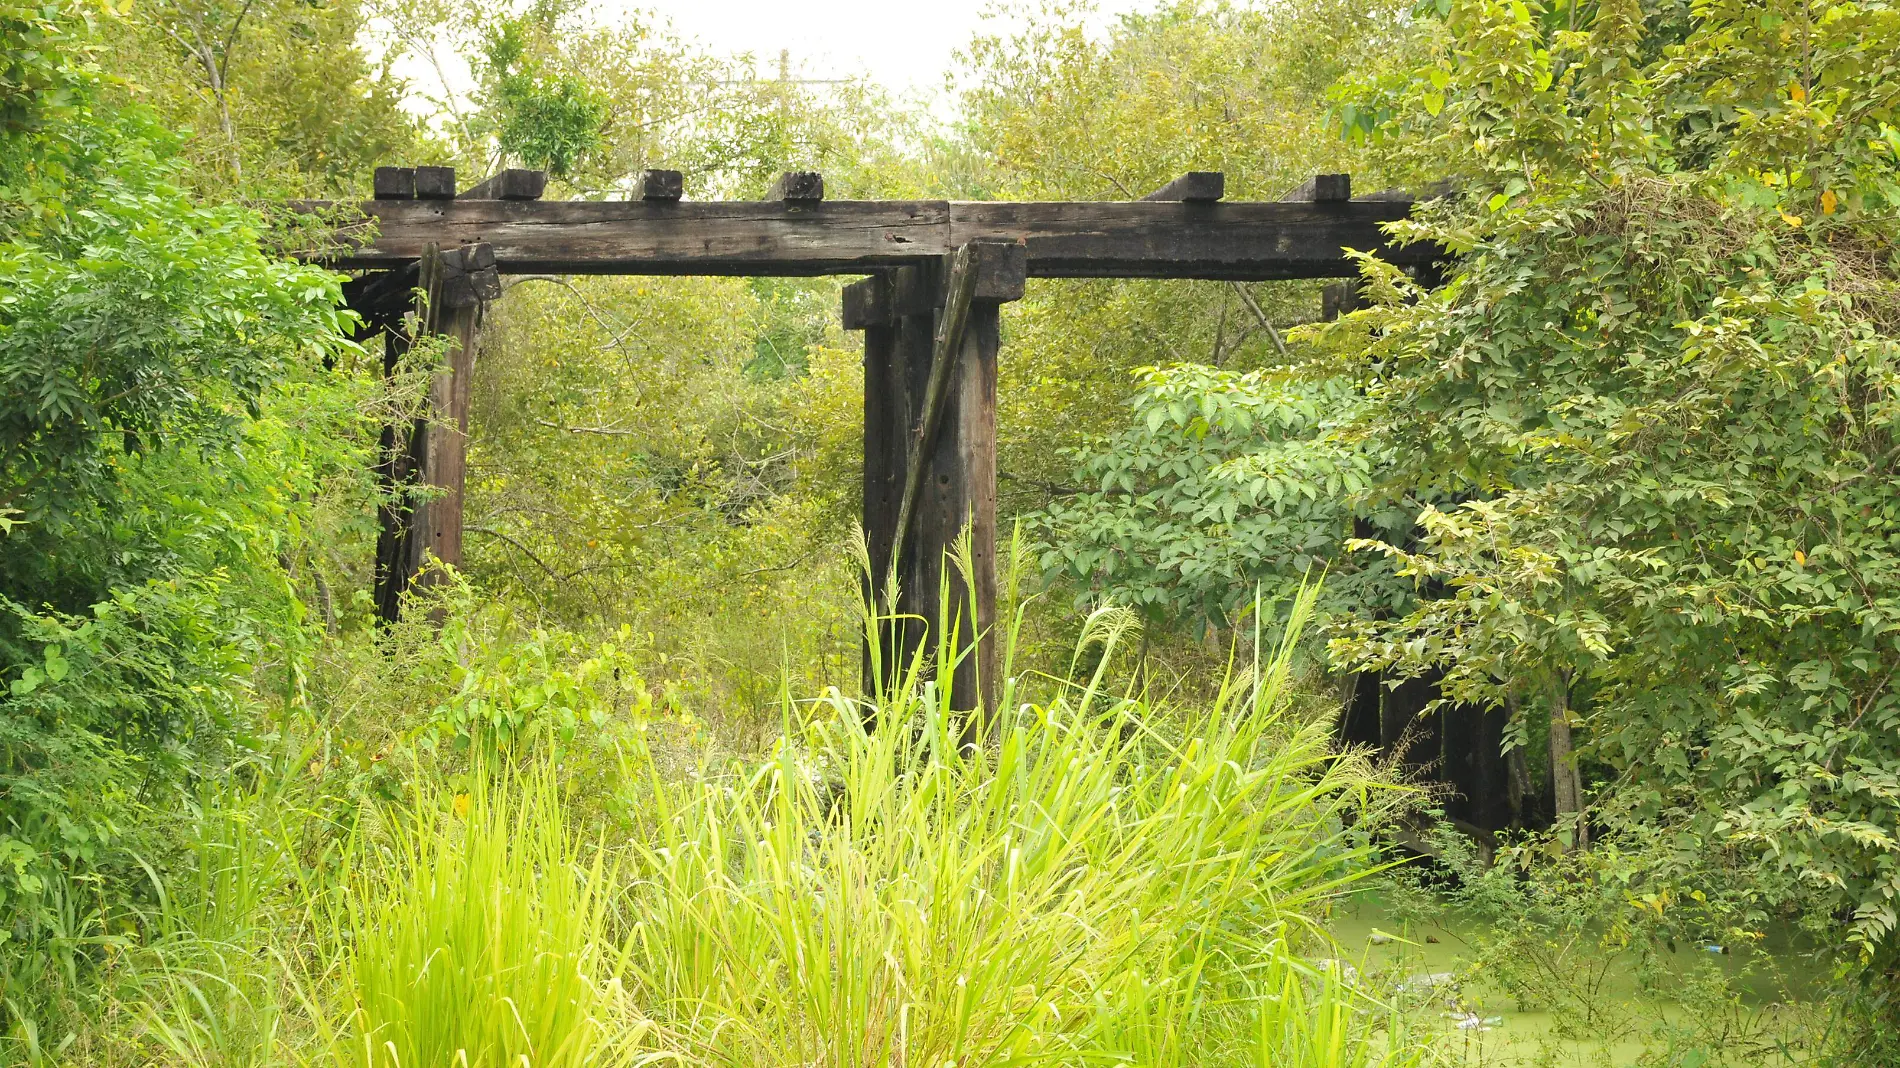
[{"xmin": 1327, "ymin": 894, "xmax": 1830, "ymax": 1066}]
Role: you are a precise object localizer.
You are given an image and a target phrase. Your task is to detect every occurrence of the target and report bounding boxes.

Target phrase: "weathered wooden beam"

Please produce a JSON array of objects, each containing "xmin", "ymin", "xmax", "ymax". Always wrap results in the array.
[
  {"xmin": 317, "ymin": 198, "xmax": 1428, "ymax": 279},
  {"xmin": 767, "ymin": 170, "xmax": 824, "ymax": 202},
  {"xmin": 846, "ymin": 242, "xmax": 1022, "ymax": 726},
  {"xmin": 460, "ymin": 168, "xmax": 547, "ymax": 201},
  {"xmin": 415, "ymin": 165, "xmax": 457, "ymax": 200},
  {"xmin": 640, "ymin": 169, "xmax": 684, "ymax": 202},
  {"xmin": 1283, "ymin": 173, "xmax": 1352, "ymax": 203},
  {"xmin": 1141, "ymin": 171, "xmax": 1225, "ymax": 202}
]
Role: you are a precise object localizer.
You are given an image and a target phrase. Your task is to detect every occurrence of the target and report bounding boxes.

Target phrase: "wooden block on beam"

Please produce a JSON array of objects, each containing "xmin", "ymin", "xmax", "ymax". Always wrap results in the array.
[
  {"xmin": 459, "ymin": 168, "xmax": 547, "ymax": 201},
  {"xmin": 767, "ymin": 171, "xmax": 824, "ymax": 202},
  {"xmin": 842, "ymin": 276, "xmax": 893, "ymax": 329},
  {"xmin": 415, "ymin": 165, "xmax": 457, "ymax": 199},
  {"xmin": 373, "ymin": 166, "xmax": 416, "ymax": 200},
  {"xmin": 1284, "ymin": 173, "xmax": 1351, "ymax": 203},
  {"xmin": 971, "ymin": 240, "xmax": 1026, "ymax": 302},
  {"xmin": 640, "ymin": 169, "xmax": 684, "ymax": 202},
  {"xmin": 1141, "ymin": 172, "xmax": 1225, "ymax": 202}
]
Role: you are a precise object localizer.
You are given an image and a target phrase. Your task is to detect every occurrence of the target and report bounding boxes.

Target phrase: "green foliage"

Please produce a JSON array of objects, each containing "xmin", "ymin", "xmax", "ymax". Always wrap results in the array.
[
  {"xmin": 958, "ymin": 0, "xmax": 1416, "ymax": 578},
  {"xmin": 0, "ymin": 577, "xmax": 254, "ymax": 1001},
  {"xmin": 476, "ymin": 1, "xmax": 606, "ymax": 177},
  {"xmin": 0, "ymin": 0, "xmax": 98, "ymax": 135},
  {"xmin": 0, "ymin": 69, "xmax": 351, "ymax": 598},
  {"xmin": 1312, "ymin": 0, "xmax": 1900, "ymax": 970},
  {"xmin": 431, "ymin": 616, "xmax": 650, "ymax": 747},
  {"xmin": 0, "ymin": 2, "xmax": 359, "ymax": 1023},
  {"xmin": 1035, "ymin": 365, "xmax": 1412, "ymax": 628},
  {"xmin": 608, "ymin": 587, "xmax": 1412, "ymax": 1065},
  {"xmin": 465, "ymin": 274, "xmax": 860, "ymax": 726},
  {"xmin": 338, "ymin": 765, "xmax": 637, "ymax": 1068},
  {"xmin": 107, "ymin": 0, "xmax": 423, "ymax": 193}
]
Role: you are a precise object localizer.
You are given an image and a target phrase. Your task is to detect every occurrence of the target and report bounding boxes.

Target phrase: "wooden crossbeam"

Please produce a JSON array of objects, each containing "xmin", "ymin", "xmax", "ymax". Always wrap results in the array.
[{"xmin": 313, "ymin": 195, "xmax": 1428, "ymax": 280}]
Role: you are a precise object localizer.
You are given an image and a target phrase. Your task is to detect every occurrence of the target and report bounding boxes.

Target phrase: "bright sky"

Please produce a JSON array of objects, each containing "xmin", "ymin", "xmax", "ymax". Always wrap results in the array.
[
  {"xmin": 385, "ymin": 0, "xmax": 1157, "ymax": 126},
  {"xmin": 617, "ymin": 0, "xmax": 1152, "ymax": 103}
]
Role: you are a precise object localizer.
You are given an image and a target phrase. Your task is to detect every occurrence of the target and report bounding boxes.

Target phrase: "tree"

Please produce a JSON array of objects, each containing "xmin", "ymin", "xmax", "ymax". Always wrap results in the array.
[
  {"xmin": 1316, "ymin": 0, "xmax": 1900, "ymax": 970},
  {"xmin": 0, "ymin": 1, "xmax": 353, "ymax": 987}
]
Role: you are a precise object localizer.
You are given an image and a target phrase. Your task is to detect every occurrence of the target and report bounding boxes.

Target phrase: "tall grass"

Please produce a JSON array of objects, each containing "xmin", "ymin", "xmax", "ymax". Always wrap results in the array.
[
  {"xmin": 610, "ymin": 582, "xmax": 1414, "ymax": 1066},
  {"xmin": 334, "ymin": 766, "xmax": 638, "ymax": 1068},
  {"xmin": 78, "ymin": 576, "xmax": 1425, "ymax": 1068}
]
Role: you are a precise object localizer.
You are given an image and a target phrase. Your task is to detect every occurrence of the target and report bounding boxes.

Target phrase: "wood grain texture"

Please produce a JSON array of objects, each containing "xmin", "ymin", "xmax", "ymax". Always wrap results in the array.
[
  {"xmin": 415, "ymin": 165, "xmax": 457, "ymax": 200},
  {"xmin": 767, "ymin": 171, "xmax": 825, "ymax": 202},
  {"xmin": 313, "ymin": 197, "xmax": 1428, "ymax": 279},
  {"xmin": 460, "ymin": 168, "xmax": 547, "ymax": 201},
  {"xmin": 373, "ymin": 167, "xmax": 415, "ymax": 200}
]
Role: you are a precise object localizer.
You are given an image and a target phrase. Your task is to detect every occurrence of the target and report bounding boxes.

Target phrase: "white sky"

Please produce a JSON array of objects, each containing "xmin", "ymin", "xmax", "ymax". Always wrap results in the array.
[
  {"xmin": 385, "ymin": 0, "xmax": 1157, "ymax": 128},
  {"xmin": 638, "ymin": 0, "xmax": 1147, "ymax": 102}
]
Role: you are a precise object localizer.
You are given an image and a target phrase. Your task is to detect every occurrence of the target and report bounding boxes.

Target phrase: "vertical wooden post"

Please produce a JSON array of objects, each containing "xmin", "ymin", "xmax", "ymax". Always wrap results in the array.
[
  {"xmin": 412, "ymin": 286, "xmax": 480, "ymax": 593},
  {"xmin": 367, "ymin": 166, "xmax": 524, "ymax": 624},
  {"xmin": 845, "ymin": 271, "xmax": 902, "ymax": 712},
  {"xmin": 845, "ymin": 244, "xmax": 1023, "ymax": 730}
]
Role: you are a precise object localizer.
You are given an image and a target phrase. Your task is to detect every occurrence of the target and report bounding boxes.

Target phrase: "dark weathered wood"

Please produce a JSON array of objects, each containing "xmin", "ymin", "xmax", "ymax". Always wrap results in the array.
[
  {"xmin": 1141, "ymin": 171, "xmax": 1225, "ymax": 202},
  {"xmin": 950, "ymin": 200, "xmax": 1421, "ymax": 279},
  {"xmin": 1323, "ymin": 281, "xmax": 1368, "ymax": 320},
  {"xmin": 373, "ymin": 166, "xmax": 416, "ymax": 200},
  {"xmin": 365, "ymin": 239, "xmax": 490, "ymax": 623},
  {"xmin": 640, "ymin": 169, "xmax": 684, "ymax": 202},
  {"xmin": 439, "ymin": 243, "xmax": 502, "ymax": 307},
  {"xmin": 415, "ymin": 165, "xmax": 457, "ymax": 200},
  {"xmin": 972, "ymin": 239, "xmax": 1026, "ymax": 301},
  {"xmin": 948, "ymin": 298, "xmax": 999, "ymax": 724},
  {"xmin": 418, "ymin": 298, "xmax": 480, "ymax": 589},
  {"xmin": 852, "ymin": 246, "xmax": 1017, "ymax": 724},
  {"xmin": 325, "ymin": 200, "xmax": 950, "ymax": 275},
  {"xmin": 460, "ymin": 168, "xmax": 547, "ymax": 201},
  {"xmin": 842, "ymin": 275, "xmax": 893, "ymax": 329},
  {"xmin": 1283, "ymin": 173, "xmax": 1351, "ymax": 203},
  {"xmin": 318, "ymin": 198, "xmax": 1427, "ymax": 279},
  {"xmin": 767, "ymin": 170, "xmax": 824, "ymax": 202},
  {"xmin": 853, "ymin": 273, "xmax": 904, "ymax": 708},
  {"xmin": 892, "ymin": 245, "xmax": 979, "ymax": 571}
]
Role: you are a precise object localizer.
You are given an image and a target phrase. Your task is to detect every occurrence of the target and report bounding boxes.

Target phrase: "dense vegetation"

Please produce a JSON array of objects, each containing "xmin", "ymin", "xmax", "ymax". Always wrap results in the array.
[{"xmin": 2, "ymin": 0, "xmax": 1897, "ymax": 1064}]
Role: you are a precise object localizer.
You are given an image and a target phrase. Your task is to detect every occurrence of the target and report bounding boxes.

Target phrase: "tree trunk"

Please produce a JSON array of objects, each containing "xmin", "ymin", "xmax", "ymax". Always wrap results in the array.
[{"xmin": 1548, "ymin": 677, "xmax": 1587, "ymax": 850}]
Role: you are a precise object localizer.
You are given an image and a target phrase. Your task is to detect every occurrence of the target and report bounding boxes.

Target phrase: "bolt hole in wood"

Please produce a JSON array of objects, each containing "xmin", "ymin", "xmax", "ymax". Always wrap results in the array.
[{"xmin": 327, "ymin": 167, "xmax": 1463, "ymax": 760}]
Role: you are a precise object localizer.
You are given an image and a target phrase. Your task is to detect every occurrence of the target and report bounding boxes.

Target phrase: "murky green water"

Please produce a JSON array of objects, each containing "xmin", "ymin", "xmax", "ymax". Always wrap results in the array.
[{"xmin": 1325, "ymin": 894, "xmax": 1828, "ymax": 1066}]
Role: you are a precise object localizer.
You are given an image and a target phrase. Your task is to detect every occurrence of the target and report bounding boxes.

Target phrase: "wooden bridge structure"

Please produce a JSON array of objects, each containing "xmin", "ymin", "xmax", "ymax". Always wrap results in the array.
[{"xmin": 320, "ymin": 164, "xmax": 1433, "ymax": 722}]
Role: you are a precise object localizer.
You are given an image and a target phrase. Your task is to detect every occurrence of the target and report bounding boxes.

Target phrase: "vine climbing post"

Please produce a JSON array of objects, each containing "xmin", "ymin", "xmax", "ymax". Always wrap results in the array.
[
  {"xmin": 358, "ymin": 165, "xmax": 519, "ymax": 623},
  {"xmin": 846, "ymin": 241, "xmax": 1025, "ymax": 734}
]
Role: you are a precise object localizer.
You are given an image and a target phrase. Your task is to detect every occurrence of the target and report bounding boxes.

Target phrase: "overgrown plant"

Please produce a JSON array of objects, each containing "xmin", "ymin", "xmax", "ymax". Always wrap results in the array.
[
  {"xmin": 611, "ymin": 581, "xmax": 1416, "ymax": 1065},
  {"xmin": 334, "ymin": 764, "xmax": 638, "ymax": 1068},
  {"xmin": 1306, "ymin": 0, "xmax": 1900, "ymax": 1002}
]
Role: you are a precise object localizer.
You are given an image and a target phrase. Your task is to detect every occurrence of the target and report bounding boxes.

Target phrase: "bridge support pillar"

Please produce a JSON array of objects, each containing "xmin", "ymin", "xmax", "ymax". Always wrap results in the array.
[{"xmin": 846, "ymin": 242, "xmax": 1024, "ymax": 737}]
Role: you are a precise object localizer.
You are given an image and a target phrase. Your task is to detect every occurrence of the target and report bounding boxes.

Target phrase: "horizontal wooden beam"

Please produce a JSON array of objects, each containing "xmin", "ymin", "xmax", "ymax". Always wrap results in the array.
[{"xmin": 305, "ymin": 196, "xmax": 1430, "ymax": 280}]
